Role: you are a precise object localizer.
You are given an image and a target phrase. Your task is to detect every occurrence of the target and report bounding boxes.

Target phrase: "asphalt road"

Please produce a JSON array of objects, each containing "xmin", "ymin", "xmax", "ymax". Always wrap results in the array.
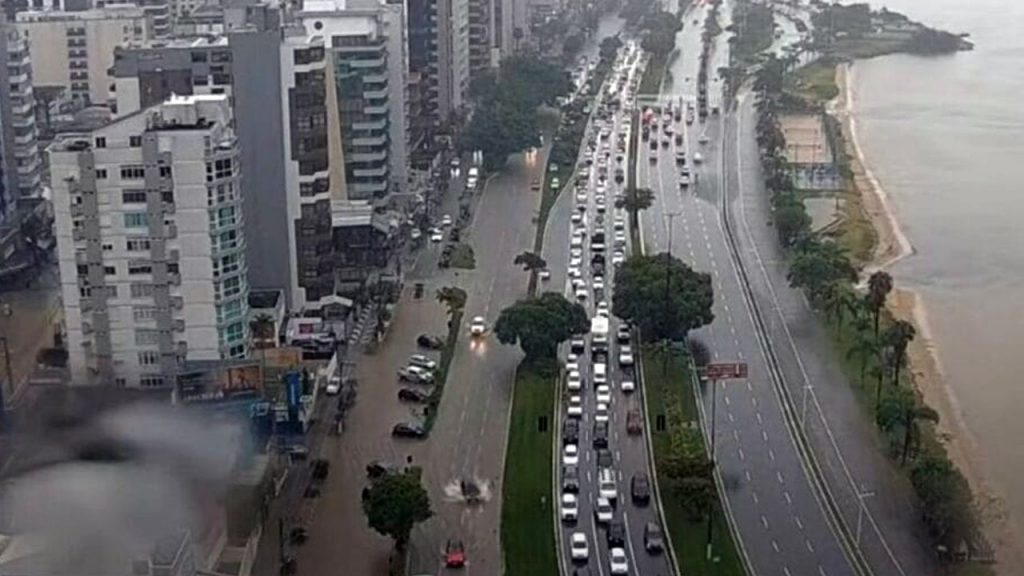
[
  {"xmin": 633, "ymin": 2, "xmax": 861, "ymax": 575},
  {"xmin": 545, "ymin": 43, "xmax": 675, "ymax": 576}
]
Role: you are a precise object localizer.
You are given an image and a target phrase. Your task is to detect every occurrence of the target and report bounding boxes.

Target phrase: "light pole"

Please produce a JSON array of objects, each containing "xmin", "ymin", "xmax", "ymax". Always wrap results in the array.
[
  {"xmin": 801, "ymin": 382, "xmax": 813, "ymax": 425},
  {"xmin": 856, "ymin": 486, "xmax": 876, "ymax": 547}
]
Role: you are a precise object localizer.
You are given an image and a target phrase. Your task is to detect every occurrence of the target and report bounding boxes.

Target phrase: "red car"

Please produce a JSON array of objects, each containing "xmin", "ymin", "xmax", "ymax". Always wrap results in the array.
[{"xmin": 445, "ymin": 540, "xmax": 466, "ymax": 568}]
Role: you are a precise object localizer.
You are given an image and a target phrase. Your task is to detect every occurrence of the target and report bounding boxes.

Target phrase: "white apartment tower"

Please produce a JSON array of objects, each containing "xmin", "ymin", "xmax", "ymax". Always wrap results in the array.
[
  {"xmin": 50, "ymin": 94, "xmax": 249, "ymax": 389},
  {"xmin": 4, "ymin": 25, "xmax": 43, "ymax": 200}
]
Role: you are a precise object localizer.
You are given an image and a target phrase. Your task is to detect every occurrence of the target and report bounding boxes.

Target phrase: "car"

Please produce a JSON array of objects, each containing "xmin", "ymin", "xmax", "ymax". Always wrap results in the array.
[
  {"xmin": 596, "ymin": 201, "xmax": 607, "ymax": 214},
  {"xmin": 450, "ymin": 157, "xmax": 461, "ymax": 169},
  {"xmin": 571, "ymin": 337, "xmax": 586, "ymax": 354},
  {"xmin": 606, "ymin": 518, "xmax": 626, "ymax": 547},
  {"xmin": 398, "ymin": 365, "xmax": 434, "ymax": 384},
  {"xmin": 445, "ymin": 539, "xmax": 466, "ymax": 568},
  {"xmin": 616, "ymin": 325, "xmax": 631, "ymax": 343},
  {"xmin": 325, "ymin": 376, "xmax": 341, "ymax": 395},
  {"xmin": 398, "ymin": 388, "xmax": 429, "ymax": 402},
  {"xmin": 631, "ymin": 472, "xmax": 651, "ymax": 505},
  {"xmin": 417, "ymin": 333, "xmax": 444, "ymax": 349},
  {"xmin": 365, "ymin": 460, "xmax": 398, "ymax": 479},
  {"xmin": 609, "ymin": 547, "xmax": 629, "ymax": 574},
  {"xmin": 644, "ymin": 521, "xmax": 665, "ymax": 554},
  {"xmin": 563, "ymin": 464, "xmax": 580, "ymax": 493},
  {"xmin": 596, "ymin": 448, "xmax": 613, "ymax": 468},
  {"xmin": 661, "ymin": 139, "xmax": 670, "ymax": 148},
  {"xmin": 570, "ymin": 532, "xmax": 589, "ymax": 562},
  {"xmin": 593, "ymin": 420, "xmax": 609, "ymax": 449},
  {"xmin": 596, "ymin": 302, "xmax": 609, "ymax": 317},
  {"xmin": 592, "ymin": 276, "xmax": 605, "ymax": 291},
  {"xmin": 539, "ymin": 269, "xmax": 551, "ymax": 281},
  {"xmin": 594, "ymin": 402, "xmax": 609, "ymax": 423},
  {"xmin": 619, "ymin": 345, "xmax": 635, "ymax": 366},
  {"xmin": 410, "ymin": 227, "xmax": 422, "ymax": 241},
  {"xmin": 531, "ymin": 179, "xmax": 541, "ymax": 191},
  {"xmin": 570, "ymin": 246, "xmax": 583, "ymax": 258},
  {"xmin": 575, "ymin": 287, "xmax": 588, "ymax": 301},
  {"xmin": 612, "ymin": 251, "xmax": 625, "ymax": 265},
  {"xmin": 563, "ymin": 443, "xmax": 579, "ymax": 465},
  {"xmin": 568, "ymin": 266, "xmax": 581, "ymax": 279},
  {"xmin": 563, "ymin": 418, "xmax": 579, "ymax": 444},
  {"xmin": 571, "ymin": 212, "xmax": 583, "ymax": 224},
  {"xmin": 598, "ymin": 468, "xmax": 617, "ymax": 501},
  {"xmin": 440, "ymin": 214, "xmax": 453, "ymax": 227},
  {"xmin": 626, "ymin": 409, "xmax": 643, "ymax": 435},
  {"xmin": 576, "ymin": 191, "xmax": 588, "ymax": 203},
  {"xmin": 561, "ymin": 493, "xmax": 579, "ymax": 523},
  {"xmin": 567, "ymin": 395, "xmax": 584, "ymax": 418},
  {"xmin": 596, "ymin": 384, "xmax": 612, "ymax": 404},
  {"xmin": 392, "ymin": 423, "xmax": 426, "ymax": 438},
  {"xmin": 594, "ymin": 497, "xmax": 614, "ymax": 523},
  {"xmin": 409, "ymin": 354, "xmax": 437, "ymax": 370},
  {"xmin": 470, "ymin": 316, "xmax": 487, "ymax": 336},
  {"xmin": 567, "ymin": 370, "xmax": 583, "ymax": 391},
  {"xmin": 621, "ymin": 379, "xmax": 635, "ymax": 393},
  {"xmin": 430, "ymin": 229, "xmax": 444, "ymax": 243},
  {"xmin": 693, "ymin": 152, "xmax": 704, "ymax": 164},
  {"xmin": 566, "ymin": 357, "xmax": 579, "ymax": 372}
]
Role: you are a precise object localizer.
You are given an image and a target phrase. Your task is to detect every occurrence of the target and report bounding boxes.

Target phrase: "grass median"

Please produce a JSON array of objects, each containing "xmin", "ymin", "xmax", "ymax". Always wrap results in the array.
[
  {"xmin": 642, "ymin": 345, "xmax": 746, "ymax": 576},
  {"xmin": 501, "ymin": 364, "xmax": 559, "ymax": 576},
  {"xmin": 423, "ymin": 310, "xmax": 462, "ymax": 433}
]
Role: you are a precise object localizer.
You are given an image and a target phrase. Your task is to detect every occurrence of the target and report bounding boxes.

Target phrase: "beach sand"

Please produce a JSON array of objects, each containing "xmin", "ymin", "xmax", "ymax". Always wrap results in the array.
[{"xmin": 835, "ymin": 62, "xmax": 1024, "ymax": 574}]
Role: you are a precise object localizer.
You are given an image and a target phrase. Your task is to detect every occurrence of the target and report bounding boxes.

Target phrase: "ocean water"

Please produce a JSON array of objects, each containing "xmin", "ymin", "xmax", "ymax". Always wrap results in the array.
[{"xmin": 845, "ymin": 0, "xmax": 1024, "ymax": 545}]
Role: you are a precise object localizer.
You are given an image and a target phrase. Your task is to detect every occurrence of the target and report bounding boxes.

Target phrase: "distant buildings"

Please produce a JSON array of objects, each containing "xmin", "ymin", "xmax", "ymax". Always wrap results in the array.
[{"xmin": 49, "ymin": 94, "xmax": 249, "ymax": 388}]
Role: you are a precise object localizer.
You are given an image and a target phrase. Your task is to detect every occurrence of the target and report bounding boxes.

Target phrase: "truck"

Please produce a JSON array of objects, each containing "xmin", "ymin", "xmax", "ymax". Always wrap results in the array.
[{"xmin": 591, "ymin": 316, "xmax": 610, "ymax": 356}]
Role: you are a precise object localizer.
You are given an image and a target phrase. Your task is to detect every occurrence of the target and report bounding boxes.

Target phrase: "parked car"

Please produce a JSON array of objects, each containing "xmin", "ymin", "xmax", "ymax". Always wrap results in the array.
[
  {"xmin": 391, "ymin": 423, "xmax": 426, "ymax": 438},
  {"xmin": 398, "ymin": 365, "xmax": 434, "ymax": 384},
  {"xmin": 365, "ymin": 460, "xmax": 398, "ymax": 479},
  {"xmin": 398, "ymin": 388, "xmax": 429, "ymax": 403},
  {"xmin": 631, "ymin": 472, "xmax": 651, "ymax": 505},
  {"xmin": 618, "ymin": 345, "xmax": 634, "ymax": 366},
  {"xmin": 408, "ymin": 354, "xmax": 437, "ymax": 370},
  {"xmin": 621, "ymin": 379, "xmax": 636, "ymax": 393},
  {"xmin": 417, "ymin": 334, "xmax": 444, "ymax": 349}
]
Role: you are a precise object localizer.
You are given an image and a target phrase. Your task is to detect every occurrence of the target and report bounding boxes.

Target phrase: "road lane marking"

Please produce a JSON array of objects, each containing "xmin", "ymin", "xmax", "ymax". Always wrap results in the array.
[
  {"xmin": 772, "ymin": 539, "xmax": 780, "ymax": 553},
  {"xmin": 745, "ymin": 469, "xmax": 752, "ymax": 482},
  {"xmin": 768, "ymin": 448, "xmax": 776, "ymax": 462},
  {"xmin": 751, "ymin": 490, "xmax": 759, "ymax": 504},
  {"xmin": 784, "ymin": 491, "xmax": 792, "ymax": 505},
  {"xmin": 755, "ymin": 412, "xmax": 762, "ymax": 424},
  {"xmin": 762, "ymin": 430, "xmax": 769, "ymax": 442},
  {"xmin": 777, "ymin": 471, "xmax": 785, "ymax": 484},
  {"xmin": 806, "ymin": 539, "xmax": 815, "ymax": 553},
  {"xmin": 738, "ymin": 448, "xmax": 745, "ymax": 461},
  {"xmin": 760, "ymin": 515, "xmax": 768, "ymax": 529},
  {"xmin": 795, "ymin": 516, "xmax": 804, "ymax": 530}
]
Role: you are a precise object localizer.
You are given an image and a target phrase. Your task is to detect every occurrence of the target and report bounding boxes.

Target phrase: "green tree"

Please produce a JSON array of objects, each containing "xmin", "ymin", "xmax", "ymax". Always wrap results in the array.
[
  {"xmin": 614, "ymin": 186, "xmax": 655, "ymax": 225},
  {"xmin": 599, "ymin": 36, "xmax": 623, "ymax": 64},
  {"xmin": 787, "ymin": 240, "xmax": 856, "ymax": 303},
  {"xmin": 878, "ymin": 387, "xmax": 940, "ymax": 466},
  {"xmin": 436, "ymin": 286, "xmax": 468, "ymax": 324},
  {"xmin": 883, "ymin": 319, "xmax": 916, "ymax": 388},
  {"xmin": 514, "ymin": 251, "xmax": 547, "ymax": 273},
  {"xmin": 495, "ymin": 292, "xmax": 589, "ymax": 361},
  {"xmin": 772, "ymin": 193, "xmax": 811, "ymax": 247},
  {"xmin": 867, "ymin": 270, "xmax": 894, "ymax": 337},
  {"xmin": 846, "ymin": 323, "xmax": 879, "ymax": 387},
  {"xmin": 909, "ymin": 453, "xmax": 976, "ymax": 551},
  {"xmin": 661, "ymin": 407, "xmax": 715, "ymax": 519},
  {"xmin": 362, "ymin": 467, "xmax": 433, "ymax": 552},
  {"xmin": 612, "ymin": 253, "xmax": 715, "ymax": 343}
]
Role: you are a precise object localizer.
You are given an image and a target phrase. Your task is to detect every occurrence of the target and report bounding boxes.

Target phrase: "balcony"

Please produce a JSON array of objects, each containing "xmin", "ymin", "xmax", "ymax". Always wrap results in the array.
[
  {"xmin": 172, "ymin": 296, "xmax": 184, "ymax": 310},
  {"xmin": 173, "ymin": 319, "xmax": 185, "ymax": 332},
  {"xmin": 353, "ymin": 165, "xmax": 388, "ymax": 178},
  {"xmin": 353, "ymin": 119, "xmax": 387, "ymax": 131},
  {"xmin": 75, "ymin": 251, "xmax": 88, "ymax": 265},
  {"xmin": 364, "ymin": 87, "xmax": 389, "ymax": 100},
  {"xmin": 349, "ymin": 57, "xmax": 386, "ymax": 69},
  {"xmin": 347, "ymin": 150, "xmax": 387, "ymax": 163},
  {"xmin": 352, "ymin": 134, "xmax": 387, "ymax": 147},
  {"xmin": 168, "ymin": 272, "xmax": 181, "ymax": 286},
  {"xmin": 363, "ymin": 104, "xmax": 388, "ymax": 116}
]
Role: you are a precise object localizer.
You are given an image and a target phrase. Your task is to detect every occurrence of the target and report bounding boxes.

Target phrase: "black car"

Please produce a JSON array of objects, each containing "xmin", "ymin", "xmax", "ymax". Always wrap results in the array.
[
  {"xmin": 391, "ymin": 423, "xmax": 426, "ymax": 438},
  {"xmin": 631, "ymin": 472, "xmax": 651, "ymax": 505},
  {"xmin": 592, "ymin": 421, "xmax": 609, "ymax": 449},
  {"xmin": 562, "ymin": 464, "xmax": 580, "ymax": 493},
  {"xmin": 397, "ymin": 388, "xmax": 429, "ymax": 402},
  {"xmin": 644, "ymin": 521, "xmax": 665, "ymax": 554},
  {"xmin": 563, "ymin": 418, "xmax": 580, "ymax": 445},
  {"xmin": 616, "ymin": 324, "xmax": 631, "ymax": 343},
  {"xmin": 570, "ymin": 338, "xmax": 586, "ymax": 354},
  {"xmin": 365, "ymin": 460, "xmax": 398, "ymax": 479},
  {"xmin": 606, "ymin": 518, "xmax": 626, "ymax": 547},
  {"xmin": 596, "ymin": 448, "xmax": 613, "ymax": 469}
]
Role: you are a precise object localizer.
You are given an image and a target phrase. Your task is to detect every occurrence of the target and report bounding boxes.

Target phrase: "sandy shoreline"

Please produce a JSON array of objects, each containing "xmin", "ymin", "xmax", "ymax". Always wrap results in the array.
[{"xmin": 834, "ymin": 62, "xmax": 1024, "ymax": 573}]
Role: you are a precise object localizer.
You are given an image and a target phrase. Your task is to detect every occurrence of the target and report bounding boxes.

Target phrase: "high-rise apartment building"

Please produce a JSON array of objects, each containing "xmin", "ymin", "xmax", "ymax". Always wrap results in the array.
[
  {"xmin": 3, "ymin": 24, "xmax": 43, "ymax": 200},
  {"xmin": 49, "ymin": 94, "xmax": 249, "ymax": 388},
  {"xmin": 467, "ymin": 0, "xmax": 493, "ymax": 78},
  {"xmin": 299, "ymin": 0, "xmax": 408, "ymax": 201},
  {"xmin": 16, "ymin": 4, "xmax": 150, "ymax": 105}
]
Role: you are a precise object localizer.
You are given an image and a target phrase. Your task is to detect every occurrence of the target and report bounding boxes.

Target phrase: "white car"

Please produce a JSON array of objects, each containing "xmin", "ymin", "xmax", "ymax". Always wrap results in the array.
[
  {"xmin": 440, "ymin": 214, "xmax": 453, "ymax": 227},
  {"xmin": 539, "ymin": 269, "xmax": 551, "ymax": 281},
  {"xmin": 699, "ymin": 134, "xmax": 710, "ymax": 144},
  {"xmin": 575, "ymin": 287, "xmax": 588, "ymax": 301},
  {"xmin": 612, "ymin": 251, "xmax": 625, "ymax": 265},
  {"xmin": 571, "ymin": 212, "xmax": 583, "ymax": 224},
  {"xmin": 598, "ymin": 468, "xmax": 618, "ymax": 501},
  {"xmin": 593, "ymin": 276, "xmax": 606, "ymax": 291},
  {"xmin": 470, "ymin": 316, "xmax": 487, "ymax": 336},
  {"xmin": 596, "ymin": 301, "xmax": 610, "ymax": 317},
  {"xmin": 614, "ymin": 218, "xmax": 625, "ymax": 231},
  {"xmin": 563, "ymin": 443, "xmax": 579, "ymax": 466},
  {"xmin": 568, "ymin": 266, "xmax": 581, "ymax": 279},
  {"xmin": 570, "ymin": 247, "xmax": 583, "ymax": 259},
  {"xmin": 595, "ymin": 497, "xmax": 614, "ymax": 523},
  {"xmin": 576, "ymin": 191, "xmax": 588, "ymax": 203},
  {"xmin": 430, "ymin": 229, "xmax": 444, "ymax": 243},
  {"xmin": 596, "ymin": 384, "xmax": 612, "ymax": 404},
  {"xmin": 621, "ymin": 379, "xmax": 636, "ymax": 393},
  {"xmin": 567, "ymin": 370, "xmax": 583, "ymax": 391},
  {"xmin": 619, "ymin": 345, "xmax": 634, "ymax": 366},
  {"xmin": 325, "ymin": 376, "xmax": 341, "ymax": 395},
  {"xmin": 561, "ymin": 493, "xmax": 579, "ymax": 522},
  {"xmin": 409, "ymin": 354, "xmax": 437, "ymax": 370},
  {"xmin": 609, "ymin": 547, "xmax": 629, "ymax": 574},
  {"xmin": 615, "ymin": 230, "xmax": 628, "ymax": 244},
  {"xmin": 595, "ymin": 402, "xmax": 610, "ymax": 423},
  {"xmin": 567, "ymin": 395, "xmax": 583, "ymax": 418},
  {"xmin": 570, "ymin": 532, "xmax": 589, "ymax": 561}
]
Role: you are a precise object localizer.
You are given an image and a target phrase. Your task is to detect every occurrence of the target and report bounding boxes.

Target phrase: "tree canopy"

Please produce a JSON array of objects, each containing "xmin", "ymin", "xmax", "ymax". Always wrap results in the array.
[
  {"xmin": 786, "ymin": 240, "xmax": 857, "ymax": 303},
  {"xmin": 514, "ymin": 251, "xmax": 547, "ymax": 272},
  {"xmin": 612, "ymin": 253, "xmax": 714, "ymax": 342},
  {"xmin": 495, "ymin": 292, "xmax": 589, "ymax": 360},
  {"xmin": 362, "ymin": 467, "xmax": 433, "ymax": 550}
]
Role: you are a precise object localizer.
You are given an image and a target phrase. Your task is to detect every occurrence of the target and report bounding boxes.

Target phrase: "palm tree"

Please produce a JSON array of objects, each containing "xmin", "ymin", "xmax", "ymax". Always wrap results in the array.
[
  {"xmin": 615, "ymin": 187, "xmax": 655, "ymax": 226},
  {"xmin": 249, "ymin": 314, "xmax": 276, "ymax": 349},
  {"xmin": 900, "ymin": 401, "xmax": 939, "ymax": 466},
  {"xmin": 883, "ymin": 319, "xmax": 916, "ymax": 388},
  {"xmin": 879, "ymin": 387, "xmax": 940, "ymax": 466},
  {"xmin": 513, "ymin": 251, "xmax": 547, "ymax": 273},
  {"xmin": 436, "ymin": 286, "xmax": 468, "ymax": 326},
  {"xmin": 867, "ymin": 270, "xmax": 894, "ymax": 338},
  {"xmin": 846, "ymin": 329, "xmax": 879, "ymax": 387}
]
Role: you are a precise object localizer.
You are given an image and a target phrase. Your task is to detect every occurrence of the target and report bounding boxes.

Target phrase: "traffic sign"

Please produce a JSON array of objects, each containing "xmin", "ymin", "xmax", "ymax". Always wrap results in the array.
[{"xmin": 703, "ymin": 362, "xmax": 748, "ymax": 380}]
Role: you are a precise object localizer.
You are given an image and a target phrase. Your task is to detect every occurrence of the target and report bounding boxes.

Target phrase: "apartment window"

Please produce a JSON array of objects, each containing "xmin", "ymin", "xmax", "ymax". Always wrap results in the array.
[
  {"xmin": 138, "ymin": 350, "xmax": 160, "ymax": 366},
  {"xmin": 211, "ymin": 51, "xmax": 231, "ymax": 63},
  {"xmin": 223, "ymin": 321, "xmax": 244, "ymax": 343},
  {"xmin": 122, "ymin": 190, "xmax": 146, "ymax": 204},
  {"xmin": 220, "ymin": 253, "xmax": 239, "ymax": 275},
  {"xmin": 193, "ymin": 75, "xmax": 209, "ymax": 86},
  {"xmin": 218, "ymin": 299, "xmax": 242, "ymax": 322},
  {"xmin": 160, "ymin": 166, "xmax": 172, "ymax": 178},
  {"xmin": 76, "ymin": 264, "xmax": 88, "ymax": 275},
  {"xmin": 133, "ymin": 306, "xmax": 158, "ymax": 321},
  {"xmin": 126, "ymin": 237, "xmax": 151, "ymax": 251},
  {"xmin": 130, "ymin": 283, "xmax": 154, "ymax": 298},
  {"xmin": 167, "ymin": 263, "xmax": 179, "ymax": 275},
  {"xmin": 128, "ymin": 263, "xmax": 152, "ymax": 275},
  {"xmin": 96, "ymin": 169, "xmax": 108, "ymax": 179},
  {"xmin": 115, "ymin": 378, "xmax": 127, "ymax": 388},
  {"xmin": 120, "ymin": 165, "xmax": 146, "ymax": 180},
  {"xmin": 102, "ymin": 243, "xmax": 113, "ymax": 251},
  {"xmin": 134, "ymin": 329, "xmax": 159, "ymax": 345},
  {"xmin": 222, "ymin": 275, "xmax": 241, "ymax": 297},
  {"xmin": 95, "ymin": 137, "xmax": 106, "ymax": 148},
  {"xmin": 140, "ymin": 376, "xmax": 165, "ymax": 388},
  {"xmin": 129, "ymin": 135, "xmax": 142, "ymax": 147},
  {"xmin": 124, "ymin": 212, "xmax": 149, "ymax": 229},
  {"xmin": 190, "ymin": 51, "xmax": 207, "ymax": 63},
  {"xmin": 104, "ymin": 266, "xmax": 116, "ymax": 275},
  {"xmin": 206, "ymin": 158, "xmax": 233, "ymax": 181}
]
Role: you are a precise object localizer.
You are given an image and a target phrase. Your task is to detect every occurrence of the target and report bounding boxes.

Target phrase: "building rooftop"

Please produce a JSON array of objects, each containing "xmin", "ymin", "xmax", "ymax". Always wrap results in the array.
[
  {"xmin": 16, "ymin": 4, "xmax": 146, "ymax": 22},
  {"xmin": 248, "ymin": 290, "xmax": 282, "ymax": 310}
]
